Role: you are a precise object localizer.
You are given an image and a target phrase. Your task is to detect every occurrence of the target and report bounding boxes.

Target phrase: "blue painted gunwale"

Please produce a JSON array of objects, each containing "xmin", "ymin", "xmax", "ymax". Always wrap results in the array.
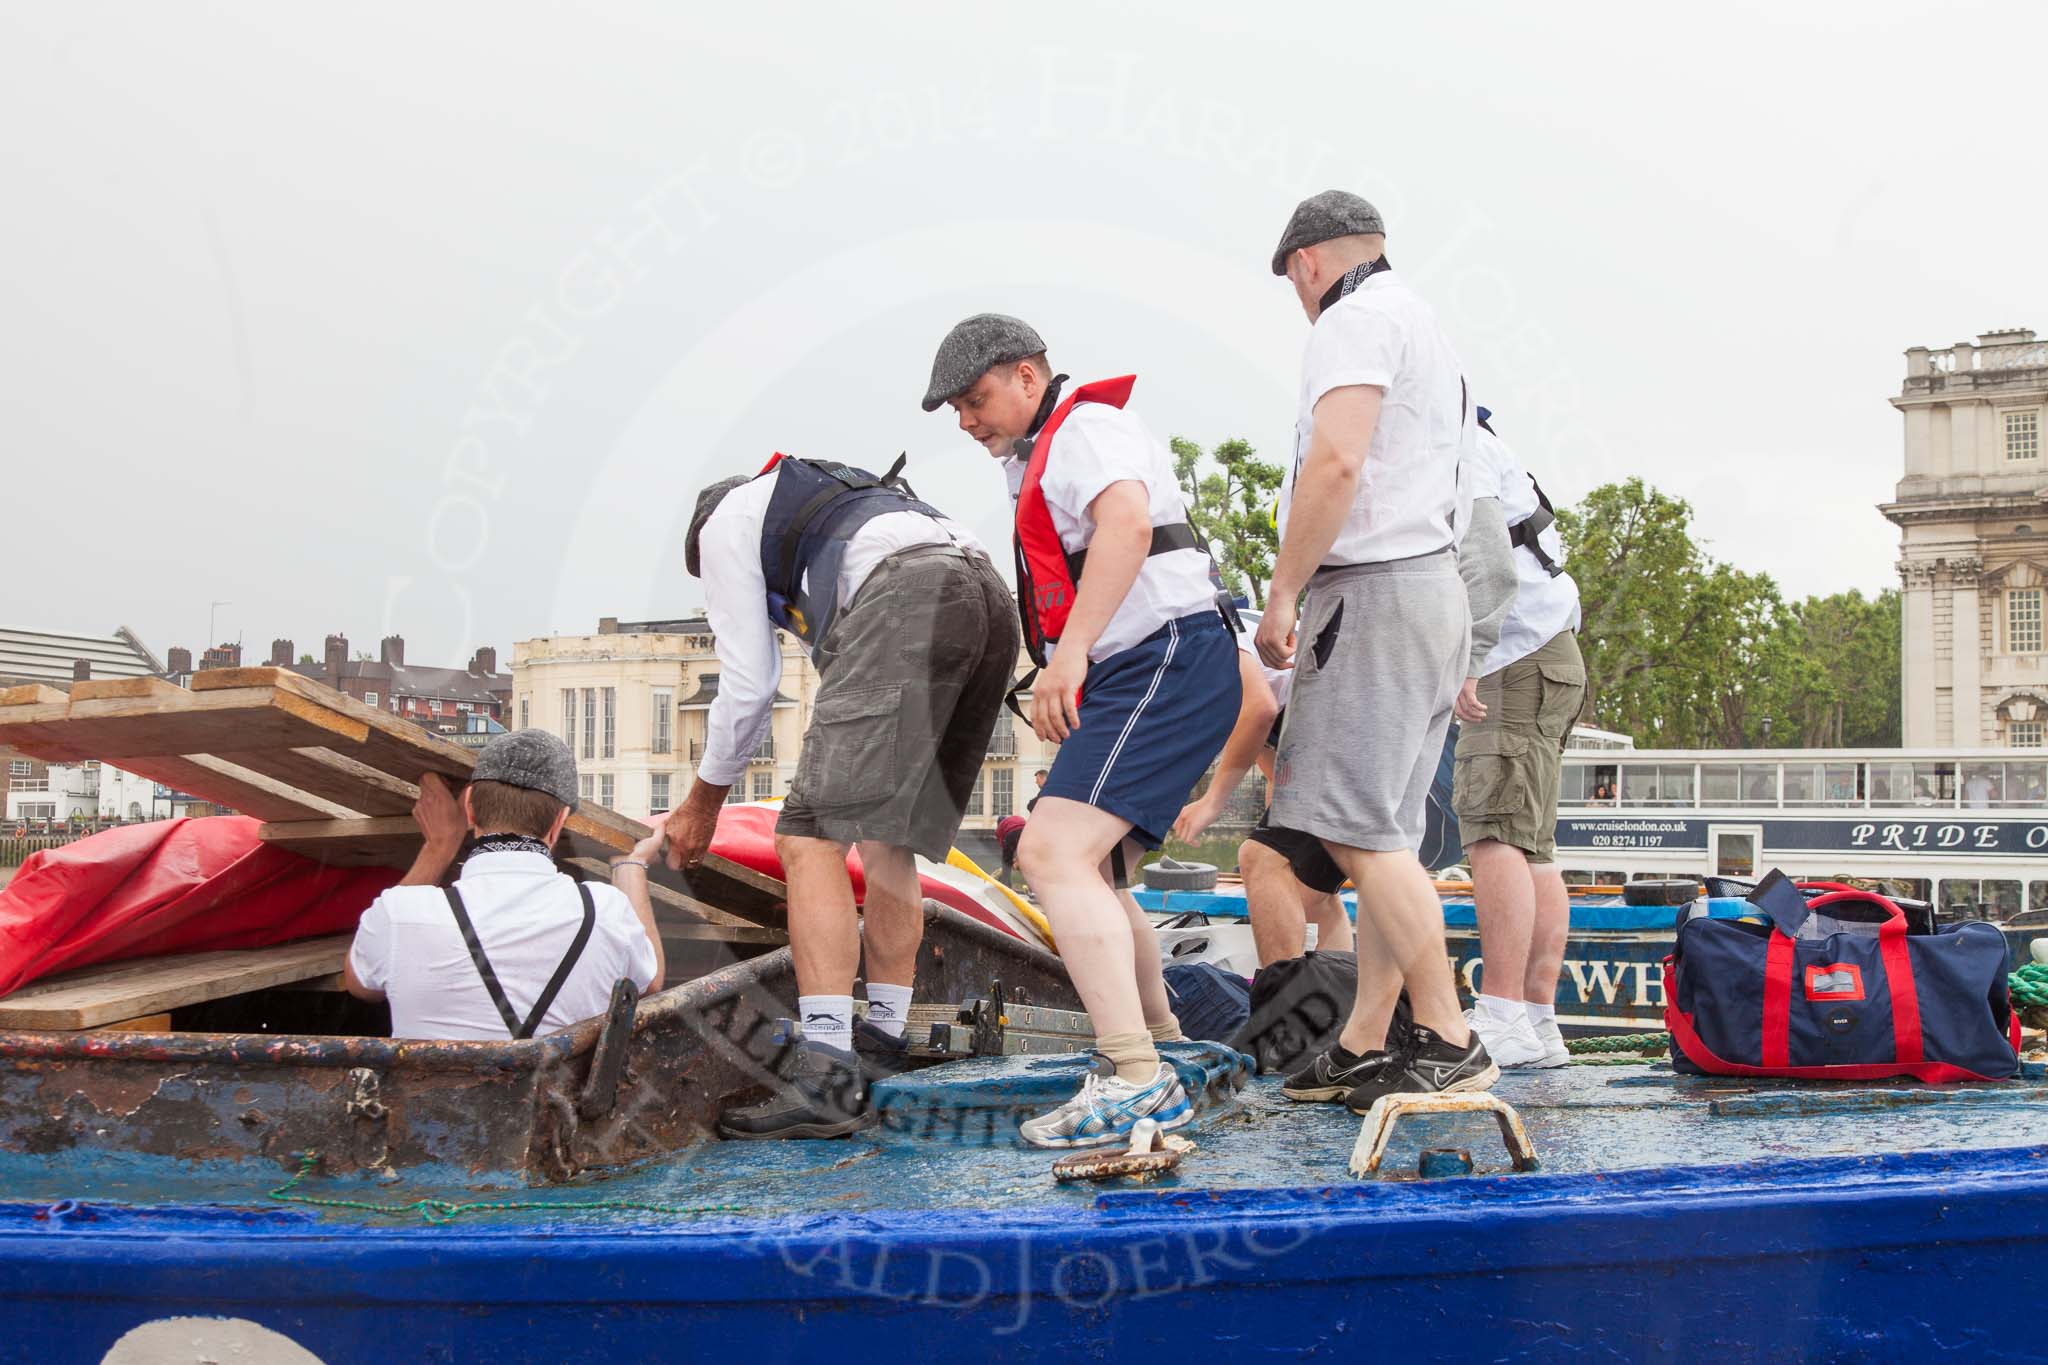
[{"xmin": 2, "ymin": 1144, "xmax": 2045, "ymax": 1362}]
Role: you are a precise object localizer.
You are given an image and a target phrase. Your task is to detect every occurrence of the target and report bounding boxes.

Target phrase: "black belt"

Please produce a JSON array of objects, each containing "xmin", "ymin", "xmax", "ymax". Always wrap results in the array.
[
  {"xmin": 444, "ymin": 881, "xmax": 598, "ymax": 1039},
  {"xmin": 1063, "ymin": 521, "xmax": 1201, "ymax": 579}
]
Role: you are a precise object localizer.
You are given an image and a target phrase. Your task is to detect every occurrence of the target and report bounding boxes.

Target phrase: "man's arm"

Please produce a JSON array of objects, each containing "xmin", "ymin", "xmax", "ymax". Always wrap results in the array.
[
  {"xmin": 609, "ymin": 828, "xmax": 668, "ymax": 994},
  {"xmin": 1030, "ymin": 479, "xmax": 1151, "ymax": 741},
  {"xmin": 1172, "ymin": 651, "xmax": 1279, "ymax": 843},
  {"xmin": 1256, "ymin": 385, "xmax": 1383, "ymax": 667},
  {"xmin": 665, "ymin": 503, "xmax": 776, "ymax": 867},
  {"xmin": 1458, "ymin": 496, "xmax": 1517, "ymax": 677}
]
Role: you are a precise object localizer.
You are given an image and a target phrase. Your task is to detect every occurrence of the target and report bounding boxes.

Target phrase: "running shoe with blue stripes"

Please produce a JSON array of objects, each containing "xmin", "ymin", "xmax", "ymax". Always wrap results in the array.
[{"xmin": 1018, "ymin": 1059, "xmax": 1194, "ymax": 1149}]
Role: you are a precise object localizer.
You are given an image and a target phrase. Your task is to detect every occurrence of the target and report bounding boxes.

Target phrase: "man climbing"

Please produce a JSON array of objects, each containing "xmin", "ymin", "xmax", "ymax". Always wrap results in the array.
[
  {"xmin": 925, "ymin": 312, "xmax": 1240, "ymax": 1148},
  {"xmin": 1450, "ymin": 408, "xmax": 1586, "ymax": 1070},
  {"xmin": 1258, "ymin": 191, "xmax": 1498, "ymax": 1114},
  {"xmin": 667, "ymin": 449, "xmax": 1019, "ymax": 1138}
]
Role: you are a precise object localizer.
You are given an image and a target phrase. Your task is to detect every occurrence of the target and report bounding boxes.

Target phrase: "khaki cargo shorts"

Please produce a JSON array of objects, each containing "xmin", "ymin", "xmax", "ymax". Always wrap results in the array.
[{"xmin": 1451, "ymin": 630, "xmax": 1586, "ymax": 863}]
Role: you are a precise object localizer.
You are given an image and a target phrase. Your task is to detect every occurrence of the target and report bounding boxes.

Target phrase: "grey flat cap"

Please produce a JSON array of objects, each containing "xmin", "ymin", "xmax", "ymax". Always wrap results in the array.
[
  {"xmin": 921, "ymin": 313, "xmax": 1046, "ymax": 412},
  {"xmin": 471, "ymin": 728, "xmax": 580, "ymax": 811},
  {"xmin": 1270, "ymin": 190, "xmax": 1386, "ymax": 275},
  {"xmin": 685, "ymin": 475, "xmax": 750, "ymax": 578}
]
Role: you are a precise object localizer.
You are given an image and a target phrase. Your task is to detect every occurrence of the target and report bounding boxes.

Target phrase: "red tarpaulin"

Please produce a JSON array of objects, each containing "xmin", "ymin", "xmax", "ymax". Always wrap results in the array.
[{"xmin": 0, "ymin": 817, "xmax": 398, "ymax": 997}]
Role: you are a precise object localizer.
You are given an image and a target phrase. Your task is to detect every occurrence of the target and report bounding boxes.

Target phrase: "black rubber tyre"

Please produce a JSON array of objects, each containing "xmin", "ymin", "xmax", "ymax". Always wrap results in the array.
[
  {"xmin": 1140, "ymin": 859, "xmax": 1219, "ymax": 892},
  {"xmin": 1622, "ymin": 878, "xmax": 1702, "ymax": 906}
]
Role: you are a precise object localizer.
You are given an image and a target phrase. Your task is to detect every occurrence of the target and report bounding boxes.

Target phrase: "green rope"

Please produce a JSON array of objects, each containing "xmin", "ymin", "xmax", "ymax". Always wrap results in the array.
[
  {"xmin": 266, "ymin": 1151, "xmax": 750, "ymax": 1226},
  {"xmin": 1567, "ymin": 1031, "xmax": 1669, "ymax": 1056},
  {"xmin": 2010, "ymin": 963, "xmax": 2048, "ymax": 1011}
]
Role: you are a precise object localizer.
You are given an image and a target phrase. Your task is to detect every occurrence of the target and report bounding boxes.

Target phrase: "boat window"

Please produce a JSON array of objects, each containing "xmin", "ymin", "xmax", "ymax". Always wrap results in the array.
[
  {"xmin": 1701, "ymin": 763, "xmax": 1739, "ymax": 804},
  {"xmin": 1911, "ymin": 762, "xmax": 1957, "ymax": 806},
  {"xmin": 1868, "ymin": 761, "xmax": 1913, "ymax": 805},
  {"xmin": 1734, "ymin": 764, "xmax": 1778, "ymax": 806},
  {"xmin": 1618, "ymin": 764, "xmax": 1657, "ymax": 806},
  {"xmin": 2005, "ymin": 762, "xmax": 2046, "ymax": 807},
  {"xmin": 1619, "ymin": 763, "xmax": 1695, "ymax": 807},
  {"xmin": 1941, "ymin": 878, "xmax": 2023, "ymax": 921},
  {"xmin": 1961, "ymin": 762, "xmax": 2004, "ymax": 809},
  {"xmin": 1781, "ymin": 763, "xmax": 1819, "ymax": 804},
  {"xmin": 1559, "ymin": 763, "xmax": 1595, "ymax": 804},
  {"xmin": 1658, "ymin": 764, "xmax": 1695, "ymax": 806},
  {"xmin": 2032, "ymin": 880, "xmax": 2048, "ymax": 913},
  {"xmin": 1825, "ymin": 762, "xmax": 1863, "ymax": 804}
]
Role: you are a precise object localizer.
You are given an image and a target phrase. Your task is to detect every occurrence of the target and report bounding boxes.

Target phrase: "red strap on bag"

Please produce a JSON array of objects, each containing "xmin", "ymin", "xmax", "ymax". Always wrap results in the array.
[
  {"xmin": 1762, "ymin": 932, "xmax": 1794, "ymax": 1070},
  {"xmin": 1800, "ymin": 882, "xmax": 1923, "ymax": 1065}
]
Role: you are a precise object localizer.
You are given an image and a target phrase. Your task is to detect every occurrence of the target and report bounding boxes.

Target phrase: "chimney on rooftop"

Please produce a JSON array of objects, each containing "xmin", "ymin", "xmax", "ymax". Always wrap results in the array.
[
  {"xmin": 72, "ymin": 660, "xmax": 90, "ymax": 683},
  {"xmin": 470, "ymin": 646, "xmax": 497, "ymax": 676},
  {"xmin": 166, "ymin": 647, "xmax": 192, "ymax": 677},
  {"xmin": 270, "ymin": 639, "xmax": 293, "ymax": 668},
  {"xmin": 325, "ymin": 634, "xmax": 348, "ymax": 685},
  {"xmin": 598, "ymin": 617, "xmax": 619, "ymax": 635},
  {"xmin": 380, "ymin": 635, "xmax": 405, "ymax": 667}
]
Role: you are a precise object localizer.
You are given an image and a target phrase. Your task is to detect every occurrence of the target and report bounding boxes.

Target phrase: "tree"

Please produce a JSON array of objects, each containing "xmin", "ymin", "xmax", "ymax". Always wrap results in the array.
[
  {"xmin": 1557, "ymin": 478, "xmax": 1902, "ymax": 748},
  {"xmin": 1170, "ymin": 436, "xmax": 1284, "ymax": 606}
]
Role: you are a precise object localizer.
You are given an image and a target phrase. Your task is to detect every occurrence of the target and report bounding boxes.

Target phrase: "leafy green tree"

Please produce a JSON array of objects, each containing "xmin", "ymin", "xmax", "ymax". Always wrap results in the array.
[{"xmin": 1170, "ymin": 436, "xmax": 1283, "ymax": 607}]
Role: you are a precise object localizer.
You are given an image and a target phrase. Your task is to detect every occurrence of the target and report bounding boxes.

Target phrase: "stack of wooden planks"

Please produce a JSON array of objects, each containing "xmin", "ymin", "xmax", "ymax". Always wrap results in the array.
[{"xmin": 0, "ymin": 669, "xmax": 790, "ymax": 975}]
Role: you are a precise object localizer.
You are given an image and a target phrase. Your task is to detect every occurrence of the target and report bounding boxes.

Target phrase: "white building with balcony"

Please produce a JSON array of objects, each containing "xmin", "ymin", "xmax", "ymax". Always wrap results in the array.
[{"xmin": 1882, "ymin": 328, "xmax": 2048, "ymax": 748}]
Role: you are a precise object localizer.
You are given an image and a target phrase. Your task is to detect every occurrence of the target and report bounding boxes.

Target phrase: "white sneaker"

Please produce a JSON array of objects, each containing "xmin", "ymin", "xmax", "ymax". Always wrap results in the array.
[
  {"xmin": 1019, "ymin": 1061, "xmax": 1194, "ymax": 1149},
  {"xmin": 1527, "ymin": 1015, "xmax": 1571, "ymax": 1069},
  {"xmin": 1463, "ymin": 1007, "xmax": 1548, "ymax": 1069}
]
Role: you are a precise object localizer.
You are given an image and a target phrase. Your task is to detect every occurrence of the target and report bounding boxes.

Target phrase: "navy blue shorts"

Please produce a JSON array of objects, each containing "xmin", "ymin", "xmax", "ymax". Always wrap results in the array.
[{"xmin": 1042, "ymin": 612, "xmax": 1241, "ymax": 849}]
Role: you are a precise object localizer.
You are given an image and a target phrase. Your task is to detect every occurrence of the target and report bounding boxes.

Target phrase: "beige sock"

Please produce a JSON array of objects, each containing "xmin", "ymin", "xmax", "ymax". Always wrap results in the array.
[
  {"xmin": 1097, "ymin": 1030, "xmax": 1160, "ymax": 1085},
  {"xmin": 1147, "ymin": 1015, "xmax": 1186, "ymax": 1044}
]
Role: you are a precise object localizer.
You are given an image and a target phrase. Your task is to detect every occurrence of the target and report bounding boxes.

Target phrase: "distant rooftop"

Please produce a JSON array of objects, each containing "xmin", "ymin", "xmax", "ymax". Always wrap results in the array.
[
  {"xmin": 1904, "ymin": 328, "xmax": 2046, "ymax": 392},
  {"xmin": 600, "ymin": 615, "xmax": 711, "ymax": 636},
  {"xmin": 0, "ymin": 627, "xmax": 162, "ymax": 688}
]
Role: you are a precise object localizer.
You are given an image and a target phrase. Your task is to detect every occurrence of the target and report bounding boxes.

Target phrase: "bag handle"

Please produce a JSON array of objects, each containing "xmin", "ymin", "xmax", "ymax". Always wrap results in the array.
[
  {"xmin": 1796, "ymin": 879, "xmax": 1908, "ymax": 939},
  {"xmin": 1749, "ymin": 870, "xmax": 1906, "ymax": 940}
]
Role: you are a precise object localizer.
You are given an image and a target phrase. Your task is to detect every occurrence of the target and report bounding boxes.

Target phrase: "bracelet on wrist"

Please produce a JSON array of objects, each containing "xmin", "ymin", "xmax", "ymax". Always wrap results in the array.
[{"xmin": 609, "ymin": 859, "xmax": 648, "ymax": 874}]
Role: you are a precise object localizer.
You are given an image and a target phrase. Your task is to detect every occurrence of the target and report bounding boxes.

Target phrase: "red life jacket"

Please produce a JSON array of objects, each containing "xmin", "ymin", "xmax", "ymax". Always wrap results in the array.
[{"xmin": 1011, "ymin": 376, "xmax": 1137, "ymax": 665}]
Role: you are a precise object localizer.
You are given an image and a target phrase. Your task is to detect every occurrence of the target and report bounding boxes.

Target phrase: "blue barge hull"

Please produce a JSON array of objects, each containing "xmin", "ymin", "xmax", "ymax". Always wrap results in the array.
[{"xmin": 3, "ymin": 1143, "xmax": 2045, "ymax": 1362}]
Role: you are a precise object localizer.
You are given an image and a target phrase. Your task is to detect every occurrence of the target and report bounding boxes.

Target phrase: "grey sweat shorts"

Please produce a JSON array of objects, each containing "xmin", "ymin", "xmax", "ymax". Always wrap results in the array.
[
  {"xmin": 1268, "ymin": 549, "xmax": 1469, "ymax": 854},
  {"xmin": 778, "ymin": 544, "xmax": 1021, "ymax": 862}
]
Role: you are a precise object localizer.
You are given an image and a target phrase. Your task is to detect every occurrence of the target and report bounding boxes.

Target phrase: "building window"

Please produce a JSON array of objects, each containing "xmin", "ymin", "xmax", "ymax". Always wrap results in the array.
[
  {"xmin": 2010, "ymin": 589, "xmax": 2044, "ymax": 654},
  {"xmin": 602, "ymin": 688, "xmax": 616, "ymax": 758},
  {"xmin": 599, "ymin": 774, "xmax": 614, "ymax": 809},
  {"xmin": 751, "ymin": 769, "xmax": 773, "ymax": 801},
  {"xmin": 2008, "ymin": 410, "xmax": 2041, "ymax": 462},
  {"xmin": 965, "ymin": 769, "xmax": 985, "ymax": 816},
  {"xmin": 2013, "ymin": 721, "xmax": 2045, "ymax": 749},
  {"xmin": 579, "ymin": 773, "xmax": 594, "ymax": 801},
  {"xmin": 724, "ymin": 782, "xmax": 746, "ymax": 805},
  {"xmin": 519, "ymin": 698, "xmax": 529, "ymax": 730},
  {"xmin": 363, "ymin": 691, "xmax": 378, "ymax": 707},
  {"xmin": 581, "ymin": 687, "xmax": 596, "ymax": 759},
  {"xmin": 992, "ymin": 768, "xmax": 1015, "ymax": 818},
  {"xmin": 650, "ymin": 772, "xmax": 671, "ymax": 812},
  {"xmin": 7, "ymin": 761, "xmax": 28, "ymax": 778},
  {"xmin": 561, "ymin": 689, "xmax": 576, "ymax": 748},
  {"xmin": 652, "ymin": 690, "xmax": 672, "ymax": 754}
]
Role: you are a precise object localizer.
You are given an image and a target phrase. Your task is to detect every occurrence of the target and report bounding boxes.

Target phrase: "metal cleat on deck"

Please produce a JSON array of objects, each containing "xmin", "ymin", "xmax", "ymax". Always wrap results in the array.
[
  {"xmin": 1052, "ymin": 1117, "xmax": 1194, "ymax": 1183},
  {"xmin": 1349, "ymin": 1091, "xmax": 1539, "ymax": 1178}
]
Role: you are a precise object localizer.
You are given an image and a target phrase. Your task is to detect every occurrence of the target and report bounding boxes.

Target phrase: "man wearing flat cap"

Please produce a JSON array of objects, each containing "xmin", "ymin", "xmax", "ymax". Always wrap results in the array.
[
  {"xmin": 668, "ymin": 444, "xmax": 1016, "ymax": 1139},
  {"xmin": 925, "ymin": 313, "xmax": 1239, "ymax": 1150},
  {"xmin": 344, "ymin": 731, "xmax": 666, "ymax": 1041},
  {"xmin": 1255, "ymin": 190, "xmax": 1500, "ymax": 1114}
]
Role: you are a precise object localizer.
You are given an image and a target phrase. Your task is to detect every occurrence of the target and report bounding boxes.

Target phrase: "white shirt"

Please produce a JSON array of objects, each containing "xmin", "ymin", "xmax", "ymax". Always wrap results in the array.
[
  {"xmin": 349, "ymin": 850, "xmax": 658, "ymax": 1041},
  {"xmin": 1234, "ymin": 608, "xmax": 1293, "ymax": 711},
  {"xmin": 1281, "ymin": 270, "xmax": 1470, "ymax": 566},
  {"xmin": 1466, "ymin": 426, "xmax": 1581, "ymax": 674},
  {"xmin": 695, "ymin": 467, "xmax": 985, "ymax": 787},
  {"xmin": 1002, "ymin": 400, "xmax": 1215, "ymax": 663}
]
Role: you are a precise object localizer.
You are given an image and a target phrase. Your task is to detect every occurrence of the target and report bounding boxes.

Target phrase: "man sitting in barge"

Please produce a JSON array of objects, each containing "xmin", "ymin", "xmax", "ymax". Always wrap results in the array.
[{"xmin": 343, "ymin": 730, "xmax": 666, "ymax": 1040}]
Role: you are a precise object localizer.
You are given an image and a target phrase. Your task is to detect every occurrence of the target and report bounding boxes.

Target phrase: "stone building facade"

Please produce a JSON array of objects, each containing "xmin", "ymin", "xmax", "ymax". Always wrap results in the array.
[
  {"xmin": 1883, "ymin": 328, "xmax": 2048, "ymax": 748},
  {"xmin": 511, "ymin": 616, "xmax": 1057, "ymax": 831}
]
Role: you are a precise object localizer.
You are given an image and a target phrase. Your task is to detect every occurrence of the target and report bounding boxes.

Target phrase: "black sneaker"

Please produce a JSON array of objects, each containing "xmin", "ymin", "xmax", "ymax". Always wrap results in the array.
[
  {"xmin": 717, "ymin": 1043, "xmax": 873, "ymax": 1140},
  {"xmin": 852, "ymin": 1017, "xmax": 911, "ymax": 1080},
  {"xmin": 1281, "ymin": 1044, "xmax": 1401, "ymax": 1102},
  {"xmin": 1342, "ymin": 1025, "xmax": 1501, "ymax": 1115}
]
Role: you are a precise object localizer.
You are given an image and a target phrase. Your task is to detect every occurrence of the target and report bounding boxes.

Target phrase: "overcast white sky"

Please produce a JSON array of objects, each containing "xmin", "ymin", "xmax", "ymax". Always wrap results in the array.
[{"xmin": 4, "ymin": 2, "xmax": 2044, "ymax": 668}]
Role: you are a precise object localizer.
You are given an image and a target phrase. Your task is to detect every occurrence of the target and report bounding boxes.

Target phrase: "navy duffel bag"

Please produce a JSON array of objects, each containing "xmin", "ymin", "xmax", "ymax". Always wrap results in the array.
[{"xmin": 1666, "ymin": 870, "xmax": 2020, "ymax": 1082}]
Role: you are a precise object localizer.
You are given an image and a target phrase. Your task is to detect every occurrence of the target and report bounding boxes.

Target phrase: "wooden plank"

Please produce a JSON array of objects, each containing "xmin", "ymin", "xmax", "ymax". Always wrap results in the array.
[
  {"xmin": 257, "ymin": 815, "xmax": 420, "ymax": 868},
  {"xmin": 19, "ymin": 687, "xmax": 367, "ymax": 760},
  {"xmin": 661, "ymin": 923, "xmax": 787, "ymax": 946},
  {"xmin": 101, "ymin": 1013, "xmax": 173, "ymax": 1033},
  {"xmin": 214, "ymin": 747, "xmax": 420, "ymax": 817},
  {"xmin": 67, "ymin": 677, "xmax": 187, "ymax": 703},
  {"xmin": 0, "ymin": 936, "xmax": 352, "ymax": 1031},
  {"xmin": 110, "ymin": 753, "xmax": 359, "ymax": 823},
  {"xmin": 192, "ymin": 667, "xmax": 475, "ymax": 787},
  {"xmin": 0, "ymin": 685, "xmax": 69, "ymax": 708},
  {"xmin": 562, "ymin": 858, "xmax": 756, "ymax": 927}
]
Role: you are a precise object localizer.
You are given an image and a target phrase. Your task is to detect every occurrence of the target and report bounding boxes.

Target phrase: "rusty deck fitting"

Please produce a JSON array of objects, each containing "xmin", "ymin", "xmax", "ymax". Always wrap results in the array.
[
  {"xmin": 1051, "ymin": 1118, "xmax": 1195, "ymax": 1183},
  {"xmin": 1349, "ymin": 1090, "xmax": 1539, "ymax": 1177}
]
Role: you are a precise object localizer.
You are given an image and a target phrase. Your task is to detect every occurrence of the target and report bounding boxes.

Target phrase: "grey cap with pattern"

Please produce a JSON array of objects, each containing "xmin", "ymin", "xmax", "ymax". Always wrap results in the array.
[
  {"xmin": 471, "ymin": 728, "xmax": 580, "ymax": 811},
  {"xmin": 1270, "ymin": 190, "xmax": 1386, "ymax": 275},
  {"xmin": 921, "ymin": 313, "xmax": 1047, "ymax": 412}
]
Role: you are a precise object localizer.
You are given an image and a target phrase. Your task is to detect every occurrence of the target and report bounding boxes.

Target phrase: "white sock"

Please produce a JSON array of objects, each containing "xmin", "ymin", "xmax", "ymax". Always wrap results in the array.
[
  {"xmin": 864, "ymin": 982, "xmax": 913, "ymax": 1039},
  {"xmin": 798, "ymin": 994, "xmax": 854, "ymax": 1053},
  {"xmin": 1526, "ymin": 1002, "xmax": 1558, "ymax": 1028},
  {"xmin": 1477, "ymin": 994, "xmax": 1528, "ymax": 1027}
]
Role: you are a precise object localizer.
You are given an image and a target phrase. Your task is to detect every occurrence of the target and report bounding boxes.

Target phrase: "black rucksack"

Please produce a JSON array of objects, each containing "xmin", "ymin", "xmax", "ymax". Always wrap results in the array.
[{"xmin": 1227, "ymin": 951, "xmax": 1414, "ymax": 1074}]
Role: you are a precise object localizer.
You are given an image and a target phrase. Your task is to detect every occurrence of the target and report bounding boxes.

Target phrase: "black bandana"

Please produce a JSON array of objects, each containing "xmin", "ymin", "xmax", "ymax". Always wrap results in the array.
[
  {"xmin": 1317, "ymin": 254, "xmax": 1393, "ymax": 315},
  {"xmin": 472, "ymin": 832, "xmax": 553, "ymax": 858}
]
